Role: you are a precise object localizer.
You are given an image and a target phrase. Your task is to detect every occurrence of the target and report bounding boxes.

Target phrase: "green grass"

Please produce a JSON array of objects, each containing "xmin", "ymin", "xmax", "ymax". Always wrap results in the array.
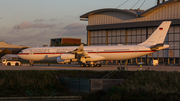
[
  {"xmin": 0, "ymin": 70, "xmax": 116, "ymax": 97},
  {"xmin": 1, "ymin": 70, "xmax": 180, "ymax": 101},
  {"xmin": 85, "ymin": 71, "xmax": 180, "ymax": 101},
  {"xmin": 0, "ymin": 71, "xmax": 66, "ymax": 97}
]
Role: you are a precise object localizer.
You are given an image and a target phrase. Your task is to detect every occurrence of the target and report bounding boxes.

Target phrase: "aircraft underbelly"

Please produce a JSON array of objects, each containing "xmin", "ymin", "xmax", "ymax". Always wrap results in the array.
[
  {"xmin": 20, "ymin": 51, "xmax": 152, "ymax": 62},
  {"xmin": 98, "ymin": 52, "xmax": 152, "ymax": 60}
]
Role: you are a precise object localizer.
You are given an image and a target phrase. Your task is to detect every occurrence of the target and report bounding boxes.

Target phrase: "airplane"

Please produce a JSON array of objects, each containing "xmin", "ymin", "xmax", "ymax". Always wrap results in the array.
[{"xmin": 18, "ymin": 21, "xmax": 171, "ymax": 67}]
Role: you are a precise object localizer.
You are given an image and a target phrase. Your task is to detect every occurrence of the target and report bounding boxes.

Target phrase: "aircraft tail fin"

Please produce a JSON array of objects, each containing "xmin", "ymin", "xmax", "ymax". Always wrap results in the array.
[{"xmin": 139, "ymin": 21, "xmax": 171, "ymax": 45}]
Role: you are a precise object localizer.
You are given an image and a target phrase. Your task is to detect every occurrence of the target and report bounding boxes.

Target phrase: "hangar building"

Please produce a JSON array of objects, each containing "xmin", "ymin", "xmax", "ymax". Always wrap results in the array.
[
  {"xmin": 50, "ymin": 38, "xmax": 81, "ymax": 46},
  {"xmin": 80, "ymin": 0, "xmax": 180, "ymax": 65}
]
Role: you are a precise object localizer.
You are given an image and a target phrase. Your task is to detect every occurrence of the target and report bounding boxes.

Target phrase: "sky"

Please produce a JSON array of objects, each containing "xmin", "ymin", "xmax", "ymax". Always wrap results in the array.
[{"xmin": 0, "ymin": 0, "xmax": 165, "ymax": 47}]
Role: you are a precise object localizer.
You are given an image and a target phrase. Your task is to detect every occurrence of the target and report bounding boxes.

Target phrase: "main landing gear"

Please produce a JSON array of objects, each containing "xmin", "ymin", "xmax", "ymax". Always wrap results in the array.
[
  {"xmin": 29, "ymin": 60, "xmax": 34, "ymax": 66},
  {"xmin": 80, "ymin": 62, "xmax": 101, "ymax": 67}
]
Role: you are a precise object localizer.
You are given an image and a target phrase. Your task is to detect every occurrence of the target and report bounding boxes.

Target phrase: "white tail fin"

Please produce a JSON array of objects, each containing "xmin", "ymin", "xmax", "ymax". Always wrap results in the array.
[{"xmin": 139, "ymin": 21, "xmax": 171, "ymax": 45}]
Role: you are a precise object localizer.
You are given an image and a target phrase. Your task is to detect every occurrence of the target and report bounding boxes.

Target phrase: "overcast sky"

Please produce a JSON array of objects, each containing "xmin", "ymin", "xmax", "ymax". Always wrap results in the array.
[{"xmin": 0, "ymin": 0, "xmax": 165, "ymax": 47}]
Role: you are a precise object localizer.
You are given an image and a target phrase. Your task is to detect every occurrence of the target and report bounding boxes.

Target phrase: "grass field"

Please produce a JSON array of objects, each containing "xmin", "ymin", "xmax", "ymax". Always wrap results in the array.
[
  {"xmin": 0, "ymin": 70, "xmax": 180, "ymax": 101},
  {"xmin": 85, "ymin": 71, "xmax": 180, "ymax": 101}
]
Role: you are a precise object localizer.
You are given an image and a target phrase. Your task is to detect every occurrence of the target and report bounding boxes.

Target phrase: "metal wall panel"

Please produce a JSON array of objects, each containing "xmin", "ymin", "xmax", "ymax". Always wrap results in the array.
[
  {"xmin": 102, "ymin": 37, "xmax": 106, "ymax": 43},
  {"xmin": 97, "ymin": 37, "xmax": 101, "ymax": 43},
  {"xmin": 112, "ymin": 37, "xmax": 117, "ymax": 43},
  {"xmin": 94, "ymin": 38, "xmax": 97, "ymax": 43},
  {"xmin": 169, "ymin": 34, "xmax": 174, "ymax": 41},
  {"xmin": 153, "ymin": 52, "xmax": 158, "ymax": 57},
  {"xmin": 174, "ymin": 50, "xmax": 179, "ymax": 57},
  {"xmin": 174, "ymin": 42, "xmax": 179, "ymax": 49},
  {"xmin": 90, "ymin": 38, "xmax": 94, "ymax": 44},
  {"xmin": 117, "ymin": 30, "xmax": 121, "ymax": 36},
  {"xmin": 131, "ymin": 29, "xmax": 136, "ymax": 35},
  {"xmin": 169, "ymin": 26, "xmax": 174, "ymax": 33},
  {"xmin": 142, "ymin": 28, "xmax": 146, "ymax": 35},
  {"xmin": 117, "ymin": 36, "xmax": 121, "ymax": 43},
  {"xmin": 108, "ymin": 37, "xmax": 111, "ymax": 44},
  {"xmin": 142, "ymin": 35, "xmax": 146, "ymax": 42},
  {"xmin": 112, "ymin": 30, "xmax": 116, "ymax": 36},
  {"xmin": 102, "ymin": 31, "xmax": 106, "ymax": 36},
  {"xmin": 121, "ymin": 36, "xmax": 125, "ymax": 43},
  {"xmin": 164, "ymin": 49, "xmax": 168, "ymax": 57},
  {"xmin": 132, "ymin": 36, "xmax": 136, "ymax": 42},
  {"xmin": 127, "ymin": 36, "xmax": 131, "ymax": 43},
  {"xmin": 169, "ymin": 42, "xmax": 174, "ymax": 49},
  {"xmin": 137, "ymin": 36, "xmax": 141, "ymax": 42},
  {"xmin": 127, "ymin": 29, "xmax": 131, "ymax": 36},
  {"xmin": 121, "ymin": 29, "xmax": 126, "ymax": 35},
  {"xmin": 137, "ymin": 29, "xmax": 141, "ymax": 35},
  {"xmin": 158, "ymin": 50, "xmax": 164, "ymax": 57},
  {"xmin": 175, "ymin": 26, "xmax": 180, "ymax": 33}
]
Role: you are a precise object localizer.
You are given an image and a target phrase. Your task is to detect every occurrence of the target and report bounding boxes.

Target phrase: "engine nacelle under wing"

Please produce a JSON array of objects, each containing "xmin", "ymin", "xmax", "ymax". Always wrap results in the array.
[
  {"xmin": 60, "ymin": 54, "xmax": 75, "ymax": 60},
  {"xmin": 56, "ymin": 57, "xmax": 70, "ymax": 63}
]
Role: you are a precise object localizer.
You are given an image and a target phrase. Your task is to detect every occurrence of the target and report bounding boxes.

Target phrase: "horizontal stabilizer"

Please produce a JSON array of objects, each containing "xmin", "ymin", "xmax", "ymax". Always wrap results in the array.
[{"xmin": 150, "ymin": 43, "xmax": 164, "ymax": 50}]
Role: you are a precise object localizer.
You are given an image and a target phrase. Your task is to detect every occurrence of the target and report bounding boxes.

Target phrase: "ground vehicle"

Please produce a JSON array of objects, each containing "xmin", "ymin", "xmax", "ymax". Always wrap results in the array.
[
  {"xmin": 151, "ymin": 60, "xmax": 159, "ymax": 66},
  {"xmin": 2, "ymin": 59, "xmax": 21, "ymax": 66}
]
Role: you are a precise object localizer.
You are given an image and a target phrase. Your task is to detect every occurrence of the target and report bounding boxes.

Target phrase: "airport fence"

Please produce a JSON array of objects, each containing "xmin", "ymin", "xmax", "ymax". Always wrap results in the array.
[{"xmin": 60, "ymin": 77, "xmax": 125, "ymax": 94}]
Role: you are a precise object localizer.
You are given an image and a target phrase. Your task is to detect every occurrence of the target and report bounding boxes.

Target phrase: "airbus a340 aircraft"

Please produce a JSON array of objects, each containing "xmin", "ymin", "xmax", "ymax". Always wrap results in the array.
[{"xmin": 18, "ymin": 21, "xmax": 171, "ymax": 67}]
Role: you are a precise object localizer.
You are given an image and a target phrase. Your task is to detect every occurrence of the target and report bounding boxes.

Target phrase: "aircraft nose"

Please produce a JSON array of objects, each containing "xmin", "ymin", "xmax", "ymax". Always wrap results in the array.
[
  {"xmin": 17, "ymin": 53, "xmax": 22, "ymax": 58},
  {"xmin": 17, "ymin": 51, "xmax": 25, "ymax": 59}
]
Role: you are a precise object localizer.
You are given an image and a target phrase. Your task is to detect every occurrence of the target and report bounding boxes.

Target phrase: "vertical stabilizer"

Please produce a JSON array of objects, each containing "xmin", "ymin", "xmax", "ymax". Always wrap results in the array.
[{"xmin": 139, "ymin": 21, "xmax": 171, "ymax": 45}]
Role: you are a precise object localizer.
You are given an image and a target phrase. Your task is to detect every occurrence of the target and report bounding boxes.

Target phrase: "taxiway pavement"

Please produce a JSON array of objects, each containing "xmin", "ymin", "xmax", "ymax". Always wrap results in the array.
[{"xmin": 0, "ymin": 64, "xmax": 180, "ymax": 71}]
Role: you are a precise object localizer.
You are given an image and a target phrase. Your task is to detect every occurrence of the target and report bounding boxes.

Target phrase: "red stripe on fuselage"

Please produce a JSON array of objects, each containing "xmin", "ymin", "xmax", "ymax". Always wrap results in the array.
[
  {"xmin": 18, "ymin": 50, "xmax": 156, "ymax": 55},
  {"xmin": 18, "ymin": 53, "xmax": 30, "ymax": 55}
]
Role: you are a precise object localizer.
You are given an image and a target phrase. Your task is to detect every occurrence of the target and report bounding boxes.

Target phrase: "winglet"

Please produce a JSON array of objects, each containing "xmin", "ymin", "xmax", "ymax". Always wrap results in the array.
[
  {"xmin": 71, "ymin": 44, "xmax": 84, "ymax": 54},
  {"xmin": 76, "ymin": 44, "xmax": 84, "ymax": 52}
]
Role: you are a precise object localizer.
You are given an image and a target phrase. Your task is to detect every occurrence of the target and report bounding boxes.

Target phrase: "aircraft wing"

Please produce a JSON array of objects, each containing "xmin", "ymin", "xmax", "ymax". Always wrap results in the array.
[
  {"xmin": 70, "ymin": 44, "xmax": 90, "ymax": 58},
  {"xmin": 69, "ymin": 44, "xmax": 105, "ymax": 61}
]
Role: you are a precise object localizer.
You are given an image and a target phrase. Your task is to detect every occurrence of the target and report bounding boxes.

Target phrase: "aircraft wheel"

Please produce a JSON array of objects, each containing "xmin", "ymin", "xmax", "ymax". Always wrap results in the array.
[
  {"xmin": 80, "ymin": 64, "xmax": 83, "ymax": 67},
  {"xmin": 91, "ymin": 64, "xmax": 96, "ymax": 67},
  {"xmin": 96, "ymin": 64, "xmax": 101, "ymax": 67},
  {"xmin": 30, "ymin": 64, "xmax": 34, "ymax": 66},
  {"xmin": 7, "ymin": 63, "xmax": 11, "ymax": 66},
  {"xmin": 86, "ymin": 64, "xmax": 90, "ymax": 67},
  {"xmin": 15, "ymin": 63, "xmax": 19, "ymax": 66},
  {"xmin": 80, "ymin": 64, "xmax": 86, "ymax": 67}
]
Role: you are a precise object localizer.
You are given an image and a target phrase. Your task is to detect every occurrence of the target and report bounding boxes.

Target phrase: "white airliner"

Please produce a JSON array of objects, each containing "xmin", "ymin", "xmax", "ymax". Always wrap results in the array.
[{"xmin": 18, "ymin": 21, "xmax": 171, "ymax": 67}]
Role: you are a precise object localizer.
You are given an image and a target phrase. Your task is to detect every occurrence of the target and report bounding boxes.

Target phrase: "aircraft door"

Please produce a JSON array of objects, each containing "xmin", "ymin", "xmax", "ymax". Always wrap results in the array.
[
  {"xmin": 51, "ymin": 49, "xmax": 56, "ymax": 54},
  {"xmin": 96, "ymin": 48, "xmax": 99, "ymax": 54},
  {"xmin": 29, "ymin": 49, "xmax": 34, "ymax": 55},
  {"xmin": 134, "ymin": 46, "xmax": 138, "ymax": 52}
]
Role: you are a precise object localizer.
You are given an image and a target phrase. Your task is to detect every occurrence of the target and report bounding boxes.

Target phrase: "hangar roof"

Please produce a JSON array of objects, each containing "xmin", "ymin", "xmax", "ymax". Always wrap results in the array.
[
  {"xmin": 140, "ymin": 0, "xmax": 180, "ymax": 16},
  {"xmin": 80, "ymin": 8, "xmax": 141, "ymax": 18},
  {"xmin": 80, "ymin": 0, "xmax": 180, "ymax": 18}
]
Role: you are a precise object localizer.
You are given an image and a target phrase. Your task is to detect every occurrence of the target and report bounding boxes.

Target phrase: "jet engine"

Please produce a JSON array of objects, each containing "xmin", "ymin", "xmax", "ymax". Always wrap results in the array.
[
  {"xmin": 60, "ymin": 54, "xmax": 75, "ymax": 60},
  {"xmin": 56, "ymin": 57, "xmax": 70, "ymax": 63}
]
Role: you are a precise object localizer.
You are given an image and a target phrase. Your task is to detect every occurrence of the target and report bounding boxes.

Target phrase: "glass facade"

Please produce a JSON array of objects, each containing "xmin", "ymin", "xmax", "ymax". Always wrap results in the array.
[{"xmin": 89, "ymin": 25, "xmax": 180, "ymax": 64}]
